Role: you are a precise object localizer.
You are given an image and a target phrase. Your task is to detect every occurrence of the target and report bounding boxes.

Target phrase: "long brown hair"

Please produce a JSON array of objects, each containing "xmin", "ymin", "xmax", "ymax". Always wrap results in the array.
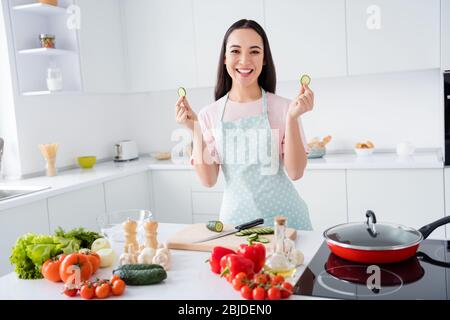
[{"xmin": 214, "ymin": 19, "xmax": 276, "ymax": 101}]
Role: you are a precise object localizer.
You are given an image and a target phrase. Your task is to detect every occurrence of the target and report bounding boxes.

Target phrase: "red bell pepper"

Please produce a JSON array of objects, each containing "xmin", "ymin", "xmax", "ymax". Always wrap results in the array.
[
  {"xmin": 208, "ymin": 246, "xmax": 236, "ymax": 274},
  {"xmin": 237, "ymin": 243, "xmax": 266, "ymax": 273},
  {"xmin": 220, "ymin": 254, "xmax": 255, "ymax": 279}
]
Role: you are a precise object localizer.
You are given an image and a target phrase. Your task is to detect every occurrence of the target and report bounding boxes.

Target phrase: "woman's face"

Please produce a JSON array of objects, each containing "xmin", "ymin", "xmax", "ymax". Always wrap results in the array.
[{"xmin": 224, "ymin": 28, "xmax": 264, "ymax": 88}]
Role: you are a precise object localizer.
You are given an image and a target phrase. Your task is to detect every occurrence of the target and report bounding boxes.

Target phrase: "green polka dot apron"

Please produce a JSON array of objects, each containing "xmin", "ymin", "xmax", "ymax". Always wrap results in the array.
[{"xmin": 216, "ymin": 88, "xmax": 312, "ymax": 230}]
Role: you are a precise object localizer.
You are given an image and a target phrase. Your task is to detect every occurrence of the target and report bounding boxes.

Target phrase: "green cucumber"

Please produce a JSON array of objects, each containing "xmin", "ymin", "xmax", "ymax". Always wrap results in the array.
[
  {"xmin": 114, "ymin": 264, "xmax": 164, "ymax": 272},
  {"xmin": 254, "ymin": 236, "xmax": 269, "ymax": 244},
  {"xmin": 235, "ymin": 227, "xmax": 274, "ymax": 236},
  {"xmin": 300, "ymin": 74, "xmax": 311, "ymax": 86},
  {"xmin": 113, "ymin": 267, "xmax": 167, "ymax": 286},
  {"xmin": 178, "ymin": 87, "xmax": 187, "ymax": 97},
  {"xmin": 207, "ymin": 220, "xmax": 223, "ymax": 232}
]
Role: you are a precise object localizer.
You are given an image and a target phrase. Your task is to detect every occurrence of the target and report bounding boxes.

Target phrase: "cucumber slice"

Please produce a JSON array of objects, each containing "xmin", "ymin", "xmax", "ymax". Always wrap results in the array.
[
  {"xmin": 178, "ymin": 87, "xmax": 187, "ymax": 97},
  {"xmin": 255, "ymin": 236, "xmax": 269, "ymax": 244},
  {"xmin": 300, "ymin": 74, "xmax": 311, "ymax": 86},
  {"xmin": 247, "ymin": 233, "xmax": 259, "ymax": 241},
  {"xmin": 207, "ymin": 220, "xmax": 223, "ymax": 232}
]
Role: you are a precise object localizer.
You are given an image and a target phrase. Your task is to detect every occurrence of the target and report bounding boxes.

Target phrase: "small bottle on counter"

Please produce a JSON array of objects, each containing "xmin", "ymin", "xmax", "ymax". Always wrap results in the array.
[{"xmin": 264, "ymin": 215, "xmax": 296, "ymax": 278}]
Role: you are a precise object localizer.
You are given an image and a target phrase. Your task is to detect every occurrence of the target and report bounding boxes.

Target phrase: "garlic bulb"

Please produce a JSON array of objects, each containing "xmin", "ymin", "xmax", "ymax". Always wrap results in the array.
[{"xmin": 137, "ymin": 247, "xmax": 156, "ymax": 264}]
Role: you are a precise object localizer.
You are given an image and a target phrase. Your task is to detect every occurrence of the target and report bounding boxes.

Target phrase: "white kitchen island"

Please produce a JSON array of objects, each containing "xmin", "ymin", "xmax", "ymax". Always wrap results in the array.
[{"xmin": 0, "ymin": 223, "xmax": 325, "ymax": 300}]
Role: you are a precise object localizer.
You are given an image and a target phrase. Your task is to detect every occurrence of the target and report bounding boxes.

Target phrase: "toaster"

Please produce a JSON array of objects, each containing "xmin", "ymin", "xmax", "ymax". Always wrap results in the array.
[{"xmin": 114, "ymin": 140, "xmax": 139, "ymax": 162}]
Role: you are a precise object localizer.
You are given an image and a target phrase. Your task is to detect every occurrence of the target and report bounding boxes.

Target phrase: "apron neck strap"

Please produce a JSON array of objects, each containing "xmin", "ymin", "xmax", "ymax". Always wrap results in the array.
[{"xmin": 220, "ymin": 87, "xmax": 267, "ymax": 121}]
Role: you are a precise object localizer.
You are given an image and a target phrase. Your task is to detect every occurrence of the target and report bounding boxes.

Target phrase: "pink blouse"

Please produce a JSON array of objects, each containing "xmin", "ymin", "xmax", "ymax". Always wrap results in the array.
[{"xmin": 197, "ymin": 92, "xmax": 308, "ymax": 164}]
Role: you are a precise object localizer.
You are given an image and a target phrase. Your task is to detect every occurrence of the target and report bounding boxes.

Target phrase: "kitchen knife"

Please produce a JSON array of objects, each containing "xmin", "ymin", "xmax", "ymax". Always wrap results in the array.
[{"xmin": 192, "ymin": 218, "xmax": 264, "ymax": 243}]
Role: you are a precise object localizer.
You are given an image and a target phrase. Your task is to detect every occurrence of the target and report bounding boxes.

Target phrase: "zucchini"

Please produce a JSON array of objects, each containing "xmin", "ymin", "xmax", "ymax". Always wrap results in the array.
[
  {"xmin": 207, "ymin": 220, "xmax": 223, "ymax": 232},
  {"xmin": 114, "ymin": 264, "xmax": 164, "ymax": 272},
  {"xmin": 300, "ymin": 74, "xmax": 311, "ymax": 86},
  {"xmin": 235, "ymin": 227, "xmax": 274, "ymax": 236},
  {"xmin": 113, "ymin": 267, "xmax": 167, "ymax": 286},
  {"xmin": 178, "ymin": 87, "xmax": 187, "ymax": 97}
]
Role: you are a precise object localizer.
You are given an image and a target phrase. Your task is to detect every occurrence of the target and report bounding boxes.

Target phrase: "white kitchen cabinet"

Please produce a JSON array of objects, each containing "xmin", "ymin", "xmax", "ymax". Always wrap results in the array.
[
  {"xmin": 346, "ymin": 0, "xmax": 440, "ymax": 75},
  {"xmin": 103, "ymin": 172, "xmax": 151, "ymax": 214},
  {"xmin": 122, "ymin": 0, "xmax": 197, "ymax": 92},
  {"xmin": 0, "ymin": 200, "xmax": 49, "ymax": 276},
  {"xmin": 265, "ymin": 0, "xmax": 347, "ymax": 81},
  {"xmin": 192, "ymin": 0, "xmax": 265, "ymax": 87},
  {"xmin": 47, "ymin": 184, "xmax": 106, "ymax": 232},
  {"xmin": 77, "ymin": 0, "xmax": 126, "ymax": 93},
  {"xmin": 444, "ymin": 168, "xmax": 450, "ymax": 238},
  {"xmin": 347, "ymin": 169, "xmax": 446, "ymax": 239},
  {"xmin": 293, "ymin": 170, "xmax": 348, "ymax": 233},
  {"xmin": 443, "ymin": 0, "xmax": 450, "ymax": 71},
  {"xmin": 151, "ymin": 170, "xmax": 193, "ymax": 224}
]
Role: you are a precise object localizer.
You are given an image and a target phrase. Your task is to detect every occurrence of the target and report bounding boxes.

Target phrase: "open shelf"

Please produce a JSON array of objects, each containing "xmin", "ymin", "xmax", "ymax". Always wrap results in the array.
[
  {"xmin": 22, "ymin": 90, "xmax": 81, "ymax": 96},
  {"xmin": 18, "ymin": 48, "xmax": 76, "ymax": 56},
  {"xmin": 12, "ymin": 3, "xmax": 67, "ymax": 15}
]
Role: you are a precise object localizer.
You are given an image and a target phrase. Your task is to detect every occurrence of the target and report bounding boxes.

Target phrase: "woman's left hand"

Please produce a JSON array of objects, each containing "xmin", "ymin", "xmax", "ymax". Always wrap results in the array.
[{"xmin": 287, "ymin": 83, "xmax": 314, "ymax": 120}]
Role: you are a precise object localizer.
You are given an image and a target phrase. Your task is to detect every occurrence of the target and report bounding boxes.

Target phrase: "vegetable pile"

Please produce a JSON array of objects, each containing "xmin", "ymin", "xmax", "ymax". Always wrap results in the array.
[
  {"xmin": 9, "ymin": 227, "xmax": 102, "ymax": 279},
  {"xmin": 207, "ymin": 244, "xmax": 294, "ymax": 300}
]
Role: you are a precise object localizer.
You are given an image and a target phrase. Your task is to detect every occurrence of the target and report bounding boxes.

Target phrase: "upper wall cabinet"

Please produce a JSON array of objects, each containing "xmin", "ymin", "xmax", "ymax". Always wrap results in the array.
[
  {"xmin": 77, "ymin": 0, "xmax": 125, "ymax": 93},
  {"xmin": 122, "ymin": 0, "xmax": 197, "ymax": 92},
  {"xmin": 192, "ymin": 0, "xmax": 265, "ymax": 88},
  {"xmin": 265, "ymin": 0, "xmax": 347, "ymax": 81},
  {"xmin": 346, "ymin": 0, "xmax": 440, "ymax": 75},
  {"xmin": 443, "ymin": 0, "xmax": 450, "ymax": 71}
]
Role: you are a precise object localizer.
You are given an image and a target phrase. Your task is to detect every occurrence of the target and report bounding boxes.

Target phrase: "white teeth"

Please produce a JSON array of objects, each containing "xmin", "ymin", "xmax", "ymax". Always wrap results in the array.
[{"xmin": 237, "ymin": 69, "xmax": 252, "ymax": 74}]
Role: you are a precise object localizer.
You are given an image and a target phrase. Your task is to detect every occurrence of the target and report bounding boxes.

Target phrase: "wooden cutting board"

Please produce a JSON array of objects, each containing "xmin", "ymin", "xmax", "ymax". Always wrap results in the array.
[{"xmin": 166, "ymin": 223, "xmax": 297, "ymax": 252}]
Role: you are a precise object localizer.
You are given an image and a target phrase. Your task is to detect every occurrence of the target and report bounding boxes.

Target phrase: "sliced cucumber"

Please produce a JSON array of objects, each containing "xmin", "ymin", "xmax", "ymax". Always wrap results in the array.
[
  {"xmin": 247, "ymin": 233, "xmax": 259, "ymax": 241},
  {"xmin": 300, "ymin": 74, "xmax": 311, "ymax": 86},
  {"xmin": 178, "ymin": 87, "xmax": 187, "ymax": 97},
  {"xmin": 235, "ymin": 227, "xmax": 274, "ymax": 236},
  {"xmin": 207, "ymin": 220, "xmax": 223, "ymax": 233},
  {"xmin": 254, "ymin": 236, "xmax": 269, "ymax": 244}
]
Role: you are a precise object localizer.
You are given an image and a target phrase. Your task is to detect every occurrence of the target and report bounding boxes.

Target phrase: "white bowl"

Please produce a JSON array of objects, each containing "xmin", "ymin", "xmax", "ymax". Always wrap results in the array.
[{"xmin": 354, "ymin": 148, "xmax": 374, "ymax": 156}]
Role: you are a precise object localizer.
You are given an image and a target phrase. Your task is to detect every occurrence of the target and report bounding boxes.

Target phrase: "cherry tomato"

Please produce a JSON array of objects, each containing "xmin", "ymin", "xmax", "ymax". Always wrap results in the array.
[
  {"xmin": 240, "ymin": 285, "xmax": 253, "ymax": 300},
  {"xmin": 267, "ymin": 287, "xmax": 281, "ymax": 300},
  {"xmin": 111, "ymin": 279, "xmax": 126, "ymax": 296},
  {"xmin": 271, "ymin": 275, "xmax": 285, "ymax": 286},
  {"xmin": 252, "ymin": 287, "xmax": 266, "ymax": 300},
  {"xmin": 95, "ymin": 282, "xmax": 111, "ymax": 299},
  {"xmin": 63, "ymin": 286, "xmax": 78, "ymax": 297},
  {"xmin": 110, "ymin": 275, "xmax": 121, "ymax": 283},
  {"xmin": 234, "ymin": 272, "xmax": 247, "ymax": 282},
  {"xmin": 80, "ymin": 283, "xmax": 95, "ymax": 300},
  {"xmin": 281, "ymin": 282, "xmax": 294, "ymax": 299},
  {"xmin": 254, "ymin": 273, "xmax": 268, "ymax": 285},
  {"xmin": 232, "ymin": 277, "xmax": 245, "ymax": 291}
]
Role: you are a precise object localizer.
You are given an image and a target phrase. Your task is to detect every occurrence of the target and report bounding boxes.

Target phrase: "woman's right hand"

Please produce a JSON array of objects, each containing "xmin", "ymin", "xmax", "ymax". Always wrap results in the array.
[{"xmin": 175, "ymin": 96, "xmax": 198, "ymax": 131}]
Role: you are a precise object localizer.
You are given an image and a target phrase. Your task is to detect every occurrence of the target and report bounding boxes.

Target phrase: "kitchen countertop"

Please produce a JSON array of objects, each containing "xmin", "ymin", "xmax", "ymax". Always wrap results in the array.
[
  {"xmin": 0, "ymin": 223, "xmax": 326, "ymax": 300},
  {"xmin": 0, "ymin": 150, "xmax": 443, "ymax": 211}
]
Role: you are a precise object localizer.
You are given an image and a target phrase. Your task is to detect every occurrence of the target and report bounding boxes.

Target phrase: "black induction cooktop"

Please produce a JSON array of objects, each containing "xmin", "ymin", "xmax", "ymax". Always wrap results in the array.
[{"xmin": 294, "ymin": 239, "xmax": 450, "ymax": 300}]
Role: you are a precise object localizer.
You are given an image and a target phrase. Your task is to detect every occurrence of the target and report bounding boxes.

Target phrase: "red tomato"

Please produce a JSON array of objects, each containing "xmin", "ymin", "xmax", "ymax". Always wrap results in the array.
[
  {"xmin": 232, "ymin": 277, "xmax": 245, "ymax": 291},
  {"xmin": 240, "ymin": 285, "xmax": 253, "ymax": 300},
  {"xmin": 95, "ymin": 282, "xmax": 111, "ymax": 299},
  {"xmin": 252, "ymin": 287, "xmax": 266, "ymax": 300},
  {"xmin": 42, "ymin": 255, "xmax": 64, "ymax": 282},
  {"xmin": 79, "ymin": 249, "xmax": 100, "ymax": 274},
  {"xmin": 110, "ymin": 275, "xmax": 121, "ymax": 283},
  {"xmin": 267, "ymin": 287, "xmax": 281, "ymax": 300},
  {"xmin": 254, "ymin": 273, "xmax": 268, "ymax": 285},
  {"xmin": 234, "ymin": 272, "xmax": 247, "ymax": 282},
  {"xmin": 59, "ymin": 253, "xmax": 93, "ymax": 285},
  {"xmin": 80, "ymin": 283, "xmax": 95, "ymax": 300},
  {"xmin": 281, "ymin": 282, "xmax": 293, "ymax": 299},
  {"xmin": 271, "ymin": 275, "xmax": 285, "ymax": 286},
  {"xmin": 63, "ymin": 286, "xmax": 78, "ymax": 297},
  {"xmin": 111, "ymin": 279, "xmax": 126, "ymax": 296}
]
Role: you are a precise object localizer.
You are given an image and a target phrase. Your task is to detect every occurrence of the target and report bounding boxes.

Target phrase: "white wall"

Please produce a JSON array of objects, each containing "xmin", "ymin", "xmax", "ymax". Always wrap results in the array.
[{"xmin": 128, "ymin": 68, "xmax": 443, "ymax": 154}]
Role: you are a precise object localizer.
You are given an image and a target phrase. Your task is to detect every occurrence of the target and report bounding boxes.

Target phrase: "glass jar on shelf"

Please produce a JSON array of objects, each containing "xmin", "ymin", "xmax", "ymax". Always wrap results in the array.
[
  {"xmin": 39, "ymin": 34, "xmax": 55, "ymax": 49},
  {"xmin": 264, "ymin": 215, "xmax": 296, "ymax": 278}
]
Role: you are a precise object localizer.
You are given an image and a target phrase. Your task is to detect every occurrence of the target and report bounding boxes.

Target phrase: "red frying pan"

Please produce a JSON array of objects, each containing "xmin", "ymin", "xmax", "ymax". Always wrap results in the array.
[{"xmin": 323, "ymin": 210, "xmax": 450, "ymax": 264}]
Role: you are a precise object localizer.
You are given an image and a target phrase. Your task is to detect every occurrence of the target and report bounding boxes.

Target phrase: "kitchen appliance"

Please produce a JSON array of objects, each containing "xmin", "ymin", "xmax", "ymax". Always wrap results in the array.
[
  {"xmin": 192, "ymin": 218, "xmax": 264, "ymax": 243},
  {"xmin": 323, "ymin": 210, "xmax": 450, "ymax": 264},
  {"xmin": 444, "ymin": 71, "xmax": 450, "ymax": 165},
  {"xmin": 114, "ymin": 140, "xmax": 139, "ymax": 162},
  {"xmin": 293, "ymin": 239, "xmax": 450, "ymax": 300}
]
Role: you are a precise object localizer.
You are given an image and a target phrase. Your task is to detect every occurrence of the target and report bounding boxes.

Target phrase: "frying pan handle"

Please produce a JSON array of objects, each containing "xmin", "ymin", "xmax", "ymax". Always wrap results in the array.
[
  {"xmin": 365, "ymin": 210, "xmax": 378, "ymax": 237},
  {"xmin": 418, "ymin": 216, "xmax": 450, "ymax": 239},
  {"xmin": 416, "ymin": 251, "xmax": 450, "ymax": 268}
]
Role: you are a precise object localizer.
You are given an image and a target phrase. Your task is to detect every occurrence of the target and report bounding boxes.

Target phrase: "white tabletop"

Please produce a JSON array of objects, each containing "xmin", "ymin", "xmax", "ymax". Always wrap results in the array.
[{"xmin": 0, "ymin": 223, "xmax": 326, "ymax": 300}]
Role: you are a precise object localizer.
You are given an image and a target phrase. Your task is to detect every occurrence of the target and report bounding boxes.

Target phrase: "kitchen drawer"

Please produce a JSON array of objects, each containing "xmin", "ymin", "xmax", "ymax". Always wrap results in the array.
[
  {"xmin": 191, "ymin": 191, "xmax": 223, "ymax": 215},
  {"xmin": 193, "ymin": 214, "xmax": 220, "ymax": 224}
]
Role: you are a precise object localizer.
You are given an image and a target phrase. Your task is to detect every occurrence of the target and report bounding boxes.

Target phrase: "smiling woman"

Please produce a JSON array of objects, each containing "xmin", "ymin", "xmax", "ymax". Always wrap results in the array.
[{"xmin": 174, "ymin": 19, "xmax": 314, "ymax": 231}]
